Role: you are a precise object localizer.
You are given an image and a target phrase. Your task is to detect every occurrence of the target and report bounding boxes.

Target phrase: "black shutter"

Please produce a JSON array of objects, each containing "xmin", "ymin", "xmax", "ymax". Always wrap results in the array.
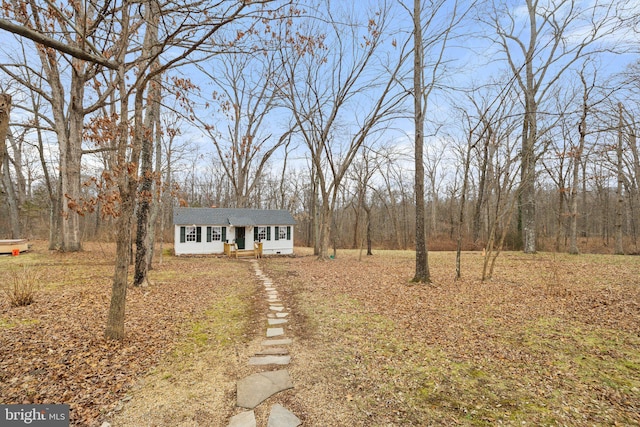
[
  {"xmin": 180, "ymin": 227, "xmax": 186, "ymax": 243},
  {"xmin": 267, "ymin": 226, "xmax": 271, "ymax": 241},
  {"xmin": 207, "ymin": 227, "xmax": 212, "ymax": 242},
  {"xmin": 287, "ymin": 226, "xmax": 291, "ymax": 240},
  {"xmin": 254, "ymin": 227, "xmax": 258, "ymax": 241},
  {"xmin": 196, "ymin": 226, "xmax": 202, "ymax": 242},
  {"xmin": 275, "ymin": 226, "xmax": 279, "ymax": 240},
  {"xmin": 222, "ymin": 227, "xmax": 226, "ymax": 242}
]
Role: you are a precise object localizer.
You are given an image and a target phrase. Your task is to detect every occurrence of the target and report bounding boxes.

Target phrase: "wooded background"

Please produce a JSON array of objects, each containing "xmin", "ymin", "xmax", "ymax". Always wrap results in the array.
[{"xmin": 1, "ymin": 0, "xmax": 639, "ymax": 256}]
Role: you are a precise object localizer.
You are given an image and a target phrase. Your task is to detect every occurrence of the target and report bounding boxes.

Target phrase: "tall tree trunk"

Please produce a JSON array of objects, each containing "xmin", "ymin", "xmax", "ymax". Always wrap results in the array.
[
  {"xmin": 569, "ymin": 150, "xmax": 583, "ymax": 254},
  {"xmin": 59, "ymin": 61, "xmax": 87, "ymax": 252},
  {"xmin": 106, "ymin": 85, "xmax": 146, "ymax": 340},
  {"xmin": 1, "ymin": 154, "xmax": 20, "ymax": 237},
  {"xmin": 105, "ymin": 5, "xmax": 134, "ymax": 339},
  {"xmin": 0, "ymin": 94, "xmax": 10, "ymax": 177},
  {"xmin": 520, "ymin": 97, "xmax": 537, "ymax": 253},
  {"xmin": 133, "ymin": 117, "xmax": 154, "ymax": 285},
  {"xmin": 312, "ymin": 167, "xmax": 320, "ymax": 255},
  {"xmin": 134, "ymin": 0, "xmax": 160, "ymax": 286},
  {"xmin": 412, "ymin": 0, "xmax": 430, "ymax": 283},
  {"xmin": 106, "ymin": 185, "xmax": 136, "ymax": 340},
  {"xmin": 580, "ymin": 158, "xmax": 588, "ymax": 239},
  {"xmin": 146, "ymin": 95, "xmax": 163, "ymax": 270},
  {"xmin": 569, "ymin": 74, "xmax": 589, "ymax": 255},
  {"xmin": 615, "ymin": 102, "xmax": 625, "ymax": 255},
  {"xmin": 318, "ymin": 195, "xmax": 331, "ymax": 259}
]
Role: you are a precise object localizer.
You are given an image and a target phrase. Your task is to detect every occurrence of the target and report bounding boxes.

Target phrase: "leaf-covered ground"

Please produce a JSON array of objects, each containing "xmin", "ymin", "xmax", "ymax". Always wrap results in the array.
[
  {"xmin": 264, "ymin": 249, "xmax": 640, "ymax": 426},
  {"xmin": 0, "ymin": 241, "xmax": 259, "ymax": 426},
  {"xmin": 1, "ymin": 244, "xmax": 639, "ymax": 426}
]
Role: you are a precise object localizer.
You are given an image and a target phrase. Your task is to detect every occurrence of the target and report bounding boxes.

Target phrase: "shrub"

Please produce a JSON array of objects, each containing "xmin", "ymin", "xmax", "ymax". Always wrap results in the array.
[{"xmin": 3, "ymin": 266, "xmax": 39, "ymax": 307}]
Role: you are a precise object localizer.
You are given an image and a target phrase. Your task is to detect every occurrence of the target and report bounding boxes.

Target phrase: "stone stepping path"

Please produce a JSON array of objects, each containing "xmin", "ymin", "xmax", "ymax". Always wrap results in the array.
[
  {"xmin": 228, "ymin": 260, "xmax": 301, "ymax": 427},
  {"xmin": 266, "ymin": 327, "xmax": 284, "ymax": 337},
  {"xmin": 268, "ymin": 404, "xmax": 302, "ymax": 426},
  {"xmin": 256, "ymin": 348, "xmax": 289, "ymax": 356},
  {"xmin": 236, "ymin": 370, "xmax": 294, "ymax": 408},
  {"xmin": 248, "ymin": 355, "xmax": 291, "ymax": 366},
  {"xmin": 262, "ymin": 338, "xmax": 292, "ymax": 346}
]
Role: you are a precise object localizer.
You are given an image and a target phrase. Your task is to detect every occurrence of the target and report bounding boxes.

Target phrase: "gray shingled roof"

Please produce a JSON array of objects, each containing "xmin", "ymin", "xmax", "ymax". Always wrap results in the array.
[{"xmin": 173, "ymin": 208, "xmax": 296, "ymax": 226}]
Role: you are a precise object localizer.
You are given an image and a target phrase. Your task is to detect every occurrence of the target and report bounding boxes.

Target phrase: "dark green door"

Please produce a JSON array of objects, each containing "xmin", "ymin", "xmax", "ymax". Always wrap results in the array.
[{"xmin": 236, "ymin": 227, "xmax": 246, "ymax": 249}]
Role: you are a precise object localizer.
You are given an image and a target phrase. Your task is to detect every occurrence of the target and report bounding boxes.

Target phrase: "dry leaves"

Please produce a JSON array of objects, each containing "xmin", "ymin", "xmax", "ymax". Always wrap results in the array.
[
  {"xmin": 0, "ymin": 242, "xmax": 246, "ymax": 426},
  {"xmin": 2, "ymin": 244, "xmax": 639, "ymax": 426},
  {"xmin": 265, "ymin": 249, "xmax": 640, "ymax": 426}
]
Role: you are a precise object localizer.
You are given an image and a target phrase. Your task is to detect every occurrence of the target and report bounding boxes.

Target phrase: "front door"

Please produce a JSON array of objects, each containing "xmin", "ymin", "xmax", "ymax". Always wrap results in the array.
[{"xmin": 236, "ymin": 227, "xmax": 246, "ymax": 249}]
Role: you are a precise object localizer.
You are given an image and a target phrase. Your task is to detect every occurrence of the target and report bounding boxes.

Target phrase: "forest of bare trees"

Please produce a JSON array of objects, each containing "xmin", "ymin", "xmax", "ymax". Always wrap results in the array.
[{"xmin": 1, "ymin": 0, "xmax": 640, "ymax": 335}]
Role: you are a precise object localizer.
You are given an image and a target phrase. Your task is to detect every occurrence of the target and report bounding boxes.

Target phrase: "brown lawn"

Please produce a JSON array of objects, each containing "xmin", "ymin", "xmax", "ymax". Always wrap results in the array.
[{"xmin": 1, "ymin": 243, "xmax": 639, "ymax": 426}]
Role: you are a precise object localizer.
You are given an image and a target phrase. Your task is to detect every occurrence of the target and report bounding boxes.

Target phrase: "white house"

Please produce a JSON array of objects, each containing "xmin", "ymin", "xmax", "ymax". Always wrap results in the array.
[{"xmin": 173, "ymin": 207, "xmax": 296, "ymax": 256}]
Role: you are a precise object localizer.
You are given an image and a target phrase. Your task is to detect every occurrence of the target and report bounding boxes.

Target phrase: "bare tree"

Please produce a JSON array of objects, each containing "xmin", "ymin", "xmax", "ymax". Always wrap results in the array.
[
  {"xmin": 412, "ymin": 0, "xmax": 429, "ymax": 281},
  {"xmin": 349, "ymin": 146, "xmax": 381, "ymax": 257},
  {"xmin": 197, "ymin": 50, "xmax": 293, "ymax": 208},
  {"xmin": 1, "ymin": 1, "xmax": 123, "ymax": 251},
  {"xmin": 486, "ymin": 0, "xmax": 623, "ymax": 253},
  {"xmin": 569, "ymin": 67, "xmax": 596, "ymax": 254},
  {"xmin": 376, "ymin": 146, "xmax": 411, "ymax": 249},
  {"xmin": 105, "ymin": 0, "xmax": 279, "ymax": 340},
  {"xmin": 279, "ymin": 1, "xmax": 408, "ymax": 260},
  {"xmin": 482, "ymin": 117, "xmax": 521, "ymax": 280},
  {"xmin": 410, "ymin": 0, "xmax": 465, "ymax": 282},
  {"xmin": 466, "ymin": 85, "xmax": 518, "ymax": 246}
]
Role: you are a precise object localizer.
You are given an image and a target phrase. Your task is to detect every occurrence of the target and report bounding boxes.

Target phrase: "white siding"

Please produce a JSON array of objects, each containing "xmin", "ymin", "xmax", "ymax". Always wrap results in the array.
[
  {"xmin": 256, "ymin": 226, "xmax": 294, "ymax": 255},
  {"xmin": 174, "ymin": 225, "xmax": 293, "ymax": 255}
]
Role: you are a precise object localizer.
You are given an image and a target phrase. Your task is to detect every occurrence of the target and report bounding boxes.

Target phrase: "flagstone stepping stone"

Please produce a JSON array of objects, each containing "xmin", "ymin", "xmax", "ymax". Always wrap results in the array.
[
  {"xmin": 256, "ymin": 347, "xmax": 289, "ymax": 355},
  {"xmin": 261, "ymin": 338, "xmax": 292, "ymax": 346},
  {"xmin": 267, "ymin": 404, "xmax": 301, "ymax": 427},
  {"xmin": 268, "ymin": 318, "xmax": 288, "ymax": 325},
  {"xmin": 270, "ymin": 305, "xmax": 284, "ymax": 312},
  {"xmin": 228, "ymin": 410, "xmax": 256, "ymax": 427},
  {"xmin": 266, "ymin": 327, "xmax": 284, "ymax": 337},
  {"xmin": 248, "ymin": 355, "xmax": 291, "ymax": 365},
  {"xmin": 236, "ymin": 370, "xmax": 294, "ymax": 409},
  {"xmin": 275, "ymin": 312, "xmax": 289, "ymax": 318}
]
